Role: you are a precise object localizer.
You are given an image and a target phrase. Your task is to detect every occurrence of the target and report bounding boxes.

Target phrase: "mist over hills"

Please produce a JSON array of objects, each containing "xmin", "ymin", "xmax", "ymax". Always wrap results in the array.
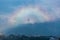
[{"xmin": 5, "ymin": 20, "xmax": 60, "ymax": 36}]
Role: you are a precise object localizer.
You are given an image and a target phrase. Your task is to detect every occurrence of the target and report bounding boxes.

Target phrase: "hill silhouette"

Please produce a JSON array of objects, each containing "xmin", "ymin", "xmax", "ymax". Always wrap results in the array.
[{"xmin": 5, "ymin": 20, "xmax": 60, "ymax": 36}]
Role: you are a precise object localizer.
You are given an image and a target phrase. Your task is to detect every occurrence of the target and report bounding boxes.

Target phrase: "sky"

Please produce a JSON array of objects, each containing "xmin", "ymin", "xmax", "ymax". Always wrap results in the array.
[{"xmin": 0, "ymin": 0, "xmax": 60, "ymax": 35}]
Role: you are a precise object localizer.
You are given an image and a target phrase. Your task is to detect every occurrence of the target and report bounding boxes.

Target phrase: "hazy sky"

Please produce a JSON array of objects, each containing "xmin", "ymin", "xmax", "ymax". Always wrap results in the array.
[{"xmin": 0, "ymin": 0, "xmax": 60, "ymax": 35}]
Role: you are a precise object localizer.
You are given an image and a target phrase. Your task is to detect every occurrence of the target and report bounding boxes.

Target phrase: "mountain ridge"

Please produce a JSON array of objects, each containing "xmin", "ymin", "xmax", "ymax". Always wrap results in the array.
[{"xmin": 5, "ymin": 20, "xmax": 60, "ymax": 36}]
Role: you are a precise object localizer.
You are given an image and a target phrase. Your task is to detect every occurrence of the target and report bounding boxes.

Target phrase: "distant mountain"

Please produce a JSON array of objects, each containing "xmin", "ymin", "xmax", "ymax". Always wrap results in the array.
[{"xmin": 5, "ymin": 21, "xmax": 60, "ymax": 36}]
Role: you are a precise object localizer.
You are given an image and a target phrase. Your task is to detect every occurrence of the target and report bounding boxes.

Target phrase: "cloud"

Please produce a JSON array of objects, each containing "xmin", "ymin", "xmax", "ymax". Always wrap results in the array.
[{"xmin": 0, "ymin": 15, "xmax": 13, "ymax": 32}]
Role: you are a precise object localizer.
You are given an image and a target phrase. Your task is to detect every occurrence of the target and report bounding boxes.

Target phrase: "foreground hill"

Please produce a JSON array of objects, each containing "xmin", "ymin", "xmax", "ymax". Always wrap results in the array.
[{"xmin": 5, "ymin": 21, "xmax": 60, "ymax": 36}]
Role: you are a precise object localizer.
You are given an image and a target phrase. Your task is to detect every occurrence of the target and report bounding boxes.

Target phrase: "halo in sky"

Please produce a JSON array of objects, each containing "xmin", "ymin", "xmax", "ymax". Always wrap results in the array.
[{"xmin": 9, "ymin": 5, "xmax": 54, "ymax": 25}]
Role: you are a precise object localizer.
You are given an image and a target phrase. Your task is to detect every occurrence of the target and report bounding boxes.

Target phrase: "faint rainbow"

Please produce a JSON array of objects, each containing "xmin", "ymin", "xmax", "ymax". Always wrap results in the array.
[{"xmin": 8, "ymin": 5, "xmax": 55, "ymax": 25}]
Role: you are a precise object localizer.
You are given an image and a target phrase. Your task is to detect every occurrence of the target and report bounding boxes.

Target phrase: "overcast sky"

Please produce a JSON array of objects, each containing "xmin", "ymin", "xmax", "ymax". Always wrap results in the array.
[{"xmin": 0, "ymin": 0, "xmax": 60, "ymax": 35}]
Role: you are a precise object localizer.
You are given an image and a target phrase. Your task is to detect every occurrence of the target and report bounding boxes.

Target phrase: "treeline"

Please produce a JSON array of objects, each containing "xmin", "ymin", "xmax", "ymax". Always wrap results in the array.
[{"xmin": 0, "ymin": 34, "xmax": 59, "ymax": 40}]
